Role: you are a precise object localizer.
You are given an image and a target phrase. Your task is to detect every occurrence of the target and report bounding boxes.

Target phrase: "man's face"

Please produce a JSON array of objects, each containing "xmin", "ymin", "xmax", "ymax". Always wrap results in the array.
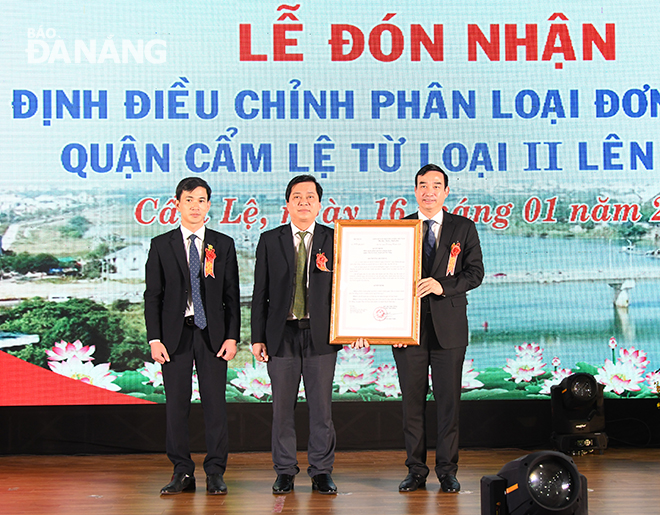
[
  {"xmin": 176, "ymin": 186, "xmax": 210, "ymax": 231},
  {"xmin": 414, "ymin": 171, "xmax": 449, "ymax": 218},
  {"xmin": 286, "ymin": 181, "xmax": 321, "ymax": 229}
]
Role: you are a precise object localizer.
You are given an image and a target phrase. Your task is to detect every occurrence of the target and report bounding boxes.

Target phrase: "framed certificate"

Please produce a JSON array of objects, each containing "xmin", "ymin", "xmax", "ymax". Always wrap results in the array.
[{"xmin": 330, "ymin": 219, "xmax": 422, "ymax": 345}]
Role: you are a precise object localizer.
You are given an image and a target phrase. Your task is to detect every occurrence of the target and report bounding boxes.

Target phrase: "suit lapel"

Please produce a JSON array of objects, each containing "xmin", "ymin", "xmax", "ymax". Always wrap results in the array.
[
  {"xmin": 433, "ymin": 212, "xmax": 456, "ymax": 276},
  {"xmin": 310, "ymin": 225, "xmax": 329, "ymax": 269},
  {"xmin": 169, "ymin": 229, "xmax": 189, "ymax": 283},
  {"xmin": 278, "ymin": 225, "xmax": 295, "ymax": 277},
  {"xmin": 309, "ymin": 225, "xmax": 331, "ymax": 300},
  {"xmin": 410, "ymin": 212, "xmax": 432, "ymax": 275}
]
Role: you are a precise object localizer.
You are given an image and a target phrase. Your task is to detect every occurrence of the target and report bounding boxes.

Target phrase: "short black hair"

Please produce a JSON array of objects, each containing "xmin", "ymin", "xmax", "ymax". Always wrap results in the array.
[
  {"xmin": 176, "ymin": 177, "xmax": 212, "ymax": 201},
  {"xmin": 285, "ymin": 174, "xmax": 323, "ymax": 202},
  {"xmin": 415, "ymin": 163, "xmax": 448, "ymax": 189}
]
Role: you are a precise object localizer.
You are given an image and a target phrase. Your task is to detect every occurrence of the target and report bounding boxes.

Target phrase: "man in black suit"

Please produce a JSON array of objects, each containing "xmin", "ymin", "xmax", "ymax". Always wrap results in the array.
[
  {"xmin": 394, "ymin": 164, "xmax": 484, "ymax": 493},
  {"xmin": 145, "ymin": 177, "xmax": 240, "ymax": 496},
  {"xmin": 251, "ymin": 175, "xmax": 364, "ymax": 495}
]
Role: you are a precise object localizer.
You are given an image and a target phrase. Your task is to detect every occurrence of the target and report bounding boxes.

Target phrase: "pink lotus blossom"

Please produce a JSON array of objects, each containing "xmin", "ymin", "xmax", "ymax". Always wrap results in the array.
[
  {"xmin": 46, "ymin": 340, "xmax": 95, "ymax": 362},
  {"xmin": 552, "ymin": 357, "xmax": 561, "ymax": 368},
  {"xmin": 191, "ymin": 370, "xmax": 200, "ymax": 402},
  {"xmin": 48, "ymin": 356, "xmax": 120, "ymax": 391},
  {"xmin": 514, "ymin": 342, "xmax": 543, "ymax": 360},
  {"xmin": 140, "ymin": 361, "xmax": 163, "ymax": 388},
  {"xmin": 462, "ymin": 359, "xmax": 483, "ymax": 389},
  {"xmin": 333, "ymin": 359, "xmax": 376, "ymax": 394},
  {"xmin": 504, "ymin": 355, "xmax": 546, "ymax": 383},
  {"xmin": 332, "ymin": 345, "xmax": 377, "ymax": 394},
  {"xmin": 374, "ymin": 364, "xmax": 401, "ymax": 397},
  {"xmin": 645, "ymin": 371, "xmax": 660, "ymax": 393},
  {"xmin": 595, "ymin": 359, "xmax": 644, "ymax": 395},
  {"xmin": 337, "ymin": 345, "xmax": 376, "ymax": 365},
  {"xmin": 608, "ymin": 337, "xmax": 617, "ymax": 350},
  {"xmin": 230, "ymin": 362, "xmax": 272, "ymax": 399},
  {"xmin": 619, "ymin": 347, "xmax": 649, "ymax": 370},
  {"xmin": 540, "ymin": 368, "xmax": 573, "ymax": 394}
]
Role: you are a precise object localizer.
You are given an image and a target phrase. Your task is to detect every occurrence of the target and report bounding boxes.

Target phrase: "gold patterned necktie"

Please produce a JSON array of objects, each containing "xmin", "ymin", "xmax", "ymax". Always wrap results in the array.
[{"xmin": 293, "ymin": 231, "xmax": 309, "ymax": 319}]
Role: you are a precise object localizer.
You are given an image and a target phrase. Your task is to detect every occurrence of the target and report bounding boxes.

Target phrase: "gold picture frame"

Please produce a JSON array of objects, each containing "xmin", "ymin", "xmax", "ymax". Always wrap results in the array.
[{"xmin": 330, "ymin": 219, "xmax": 422, "ymax": 345}]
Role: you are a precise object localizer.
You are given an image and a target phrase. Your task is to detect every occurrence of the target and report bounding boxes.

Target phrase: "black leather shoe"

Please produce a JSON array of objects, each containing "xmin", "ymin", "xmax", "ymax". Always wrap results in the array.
[
  {"xmin": 311, "ymin": 473, "xmax": 337, "ymax": 494},
  {"xmin": 160, "ymin": 472, "xmax": 196, "ymax": 495},
  {"xmin": 439, "ymin": 474, "xmax": 460, "ymax": 493},
  {"xmin": 206, "ymin": 473, "xmax": 227, "ymax": 495},
  {"xmin": 398, "ymin": 472, "xmax": 426, "ymax": 492},
  {"xmin": 272, "ymin": 474, "xmax": 295, "ymax": 494}
]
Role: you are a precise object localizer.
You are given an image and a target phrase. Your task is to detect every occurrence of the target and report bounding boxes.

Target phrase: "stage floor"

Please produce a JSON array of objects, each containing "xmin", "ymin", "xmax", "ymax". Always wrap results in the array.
[{"xmin": 1, "ymin": 448, "xmax": 658, "ymax": 514}]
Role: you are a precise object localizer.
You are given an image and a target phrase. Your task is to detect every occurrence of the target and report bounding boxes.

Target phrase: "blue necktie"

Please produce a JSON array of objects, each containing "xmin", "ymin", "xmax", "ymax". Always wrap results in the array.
[
  {"xmin": 188, "ymin": 234, "xmax": 207, "ymax": 329},
  {"xmin": 424, "ymin": 219, "xmax": 436, "ymax": 264}
]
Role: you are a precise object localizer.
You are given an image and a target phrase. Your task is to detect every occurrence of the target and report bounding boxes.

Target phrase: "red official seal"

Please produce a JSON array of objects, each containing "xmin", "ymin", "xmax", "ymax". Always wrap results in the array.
[
  {"xmin": 373, "ymin": 307, "xmax": 387, "ymax": 321},
  {"xmin": 204, "ymin": 245, "xmax": 216, "ymax": 278}
]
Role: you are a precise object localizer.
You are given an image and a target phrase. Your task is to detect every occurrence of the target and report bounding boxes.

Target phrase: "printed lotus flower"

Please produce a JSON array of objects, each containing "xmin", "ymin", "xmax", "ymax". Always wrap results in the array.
[
  {"xmin": 298, "ymin": 378, "xmax": 306, "ymax": 399},
  {"xmin": 646, "ymin": 371, "xmax": 660, "ymax": 392},
  {"xmin": 337, "ymin": 345, "xmax": 376, "ymax": 366},
  {"xmin": 333, "ymin": 359, "xmax": 376, "ymax": 394},
  {"xmin": 46, "ymin": 340, "xmax": 95, "ymax": 362},
  {"xmin": 619, "ymin": 346, "xmax": 649, "ymax": 370},
  {"xmin": 608, "ymin": 337, "xmax": 617, "ymax": 350},
  {"xmin": 191, "ymin": 370, "xmax": 200, "ymax": 402},
  {"xmin": 230, "ymin": 362, "xmax": 272, "ymax": 399},
  {"xmin": 595, "ymin": 358, "xmax": 644, "ymax": 395},
  {"xmin": 462, "ymin": 359, "xmax": 483, "ymax": 389},
  {"xmin": 552, "ymin": 357, "xmax": 561, "ymax": 368},
  {"xmin": 504, "ymin": 355, "xmax": 546, "ymax": 383},
  {"xmin": 540, "ymin": 368, "xmax": 573, "ymax": 394},
  {"xmin": 48, "ymin": 356, "xmax": 120, "ymax": 391},
  {"xmin": 140, "ymin": 361, "xmax": 163, "ymax": 388},
  {"xmin": 374, "ymin": 364, "xmax": 401, "ymax": 397},
  {"xmin": 514, "ymin": 342, "xmax": 543, "ymax": 360}
]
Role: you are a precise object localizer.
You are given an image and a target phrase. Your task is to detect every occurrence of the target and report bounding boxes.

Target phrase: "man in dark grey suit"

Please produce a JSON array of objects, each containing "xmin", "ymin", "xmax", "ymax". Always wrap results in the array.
[
  {"xmin": 251, "ymin": 175, "xmax": 362, "ymax": 495},
  {"xmin": 145, "ymin": 177, "xmax": 240, "ymax": 496},
  {"xmin": 394, "ymin": 164, "xmax": 484, "ymax": 494}
]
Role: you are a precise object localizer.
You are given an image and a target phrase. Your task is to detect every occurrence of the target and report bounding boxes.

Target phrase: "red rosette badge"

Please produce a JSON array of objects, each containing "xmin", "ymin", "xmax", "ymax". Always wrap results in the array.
[
  {"xmin": 446, "ymin": 242, "xmax": 461, "ymax": 276},
  {"xmin": 316, "ymin": 252, "xmax": 331, "ymax": 272},
  {"xmin": 204, "ymin": 245, "xmax": 216, "ymax": 278}
]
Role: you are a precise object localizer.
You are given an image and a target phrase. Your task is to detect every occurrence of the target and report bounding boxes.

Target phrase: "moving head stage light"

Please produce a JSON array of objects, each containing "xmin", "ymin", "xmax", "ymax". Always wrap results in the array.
[
  {"xmin": 480, "ymin": 450, "xmax": 588, "ymax": 515},
  {"xmin": 551, "ymin": 372, "xmax": 607, "ymax": 454}
]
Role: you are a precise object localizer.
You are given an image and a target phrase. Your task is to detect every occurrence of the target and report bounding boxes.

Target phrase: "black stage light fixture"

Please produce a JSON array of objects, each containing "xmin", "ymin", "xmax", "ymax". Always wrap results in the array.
[
  {"xmin": 480, "ymin": 450, "xmax": 588, "ymax": 515},
  {"xmin": 551, "ymin": 372, "xmax": 607, "ymax": 454}
]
